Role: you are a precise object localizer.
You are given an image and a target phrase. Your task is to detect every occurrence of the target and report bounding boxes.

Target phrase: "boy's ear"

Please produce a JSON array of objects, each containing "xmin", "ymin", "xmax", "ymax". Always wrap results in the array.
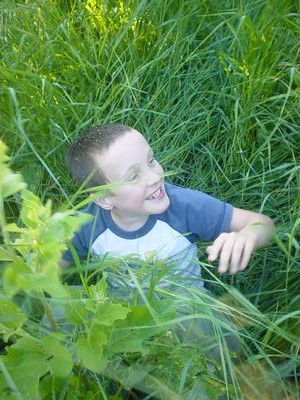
[{"xmin": 93, "ymin": 196, "xmax": 113, "ymax": 210}]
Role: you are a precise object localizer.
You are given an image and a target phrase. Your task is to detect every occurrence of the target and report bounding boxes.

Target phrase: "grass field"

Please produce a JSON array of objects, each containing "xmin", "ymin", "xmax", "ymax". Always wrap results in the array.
[{"xmin": 0, "ymin": 0, "xmax": 299, "ymax": 398}]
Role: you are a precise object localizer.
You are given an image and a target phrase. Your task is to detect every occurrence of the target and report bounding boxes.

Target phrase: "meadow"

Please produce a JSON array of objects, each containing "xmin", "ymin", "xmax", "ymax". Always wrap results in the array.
[{"xmin": 0, "ymin": 0, "xmax": 299, "ymax": 399}]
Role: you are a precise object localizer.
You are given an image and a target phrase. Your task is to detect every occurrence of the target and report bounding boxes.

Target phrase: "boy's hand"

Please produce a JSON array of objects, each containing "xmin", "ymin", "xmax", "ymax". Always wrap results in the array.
[
  {"xmin": 206, "ymin": 228, "xmax": 257, "ymax": 274},
  {"xmin": 206, "ymin": 207, "xmax": 275, "ymax": 275}
]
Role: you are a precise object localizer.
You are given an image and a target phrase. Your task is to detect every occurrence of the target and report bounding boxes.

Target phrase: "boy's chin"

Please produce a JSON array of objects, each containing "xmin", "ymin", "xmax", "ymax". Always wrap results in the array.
[{"xmin": 150, "ymin": 195, "xmax": 170, "ymax": 214}]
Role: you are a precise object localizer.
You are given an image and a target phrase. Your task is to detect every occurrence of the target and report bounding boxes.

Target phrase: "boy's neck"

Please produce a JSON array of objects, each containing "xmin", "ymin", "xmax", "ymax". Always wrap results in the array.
[{"xmin": 110, "ymin": 210, "xmax": 149, "ymax": 232}]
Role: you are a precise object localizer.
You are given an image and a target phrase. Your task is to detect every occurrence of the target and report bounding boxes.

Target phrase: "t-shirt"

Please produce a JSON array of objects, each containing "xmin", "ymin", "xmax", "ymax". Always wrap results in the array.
[{"xmin": 63, "ymin": 183, "xmax": 233, "ymax": 289}]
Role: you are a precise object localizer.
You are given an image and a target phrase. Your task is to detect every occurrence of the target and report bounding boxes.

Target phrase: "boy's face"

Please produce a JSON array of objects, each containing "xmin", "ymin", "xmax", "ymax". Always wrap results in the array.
[{"xmin": 95, "ymin": 129, "xmax": 170, "ymax": 231}]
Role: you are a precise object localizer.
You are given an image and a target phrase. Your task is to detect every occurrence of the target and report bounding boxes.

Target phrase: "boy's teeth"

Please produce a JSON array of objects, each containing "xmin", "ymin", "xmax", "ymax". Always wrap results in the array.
[{"xmin": 148, "ymin": 188, "xmax": 160, "ymax": 199}]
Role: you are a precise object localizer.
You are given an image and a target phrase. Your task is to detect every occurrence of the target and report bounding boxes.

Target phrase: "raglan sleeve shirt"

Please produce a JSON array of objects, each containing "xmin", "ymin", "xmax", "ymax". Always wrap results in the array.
[
  {"xmin": 164, "ymin": 183, "xmax": 233, "ymax": 242},
  {"xmin": 62, "ymin": 183, "xmax": 233, "ymax": 263}
]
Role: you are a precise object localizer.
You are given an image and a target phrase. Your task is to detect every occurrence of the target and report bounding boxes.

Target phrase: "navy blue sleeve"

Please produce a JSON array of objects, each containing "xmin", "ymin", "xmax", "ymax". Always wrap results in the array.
[{"xmin": 165, "ymin": 183, "xmax": 233, "ymax": 241}]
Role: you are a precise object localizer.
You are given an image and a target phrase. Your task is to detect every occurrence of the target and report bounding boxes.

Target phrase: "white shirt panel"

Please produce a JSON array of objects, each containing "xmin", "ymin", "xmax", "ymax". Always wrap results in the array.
[{"xmin": 91, "ymin": 219, "xmax": 191, "ymax": 262}]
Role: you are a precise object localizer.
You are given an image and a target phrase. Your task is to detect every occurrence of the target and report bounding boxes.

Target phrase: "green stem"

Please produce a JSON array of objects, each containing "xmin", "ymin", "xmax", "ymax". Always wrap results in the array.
[
  {"xmin": 0, "ymin": 196, "xmax": 10, "ymax": 245},
  {"xmin": 0, "ymin": 359, "xmax": 24, "ymax": 400},
  {"xmin": 38, "ymin": 290, "xmax": 58, "ymax": 332}
]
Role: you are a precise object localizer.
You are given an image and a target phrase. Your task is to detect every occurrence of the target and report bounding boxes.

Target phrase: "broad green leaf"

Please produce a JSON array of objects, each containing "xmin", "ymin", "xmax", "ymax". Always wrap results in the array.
[
  {"xmin": 20, "ymin": 190, "xmax": 51, "ymax": 228},
  {"xmin": 89, "ymin": 325, "xmax": 108, "ymax": 347},
  {"xmin": 0, "ymin": 169, "xmax": 26, "ymax": 198},
  {"xmin": 0, "ymin": 337, "xmax": 48, "ymax": 400},
  {"xmin": 44, "ymin": 211, "xmax": 91, "ymax": 243},
  {"xmin": 1, "ymin": 185, "xmax": 91, "ymax": 304},
  {"xmin": 105, "ymin": 362, "xmax": 152, "ymax": 391},
  {"xmin": 7, "ymin": 190, "xmax": 91, "ymax": 275},
  {"xmin": 85, "ymin": 274, "xmax": 130, "ymax": 324},
  {"xmin": 2, "ymin": 247, "xmax": 84, "ymax": 298},
  {"xmin": 41, "ymin": 335, "xmax": 73, "ymax": 377},
  {"xmin": 39, "ymin": 374, "xmax": 100, "ymax": 400},
  {"xmin": 63, "ymin": 289, "xmax": 90, "ymax": 325},
  {"xmin": 0, "ymin": 247, "xmax": 22, "ymax": 262},
  {"xmin": 76, "ymin": 327, "xmax": 108, "ymax": 372},
  {"xmin": 109, "ymin": 334, "xmax": 148, "ymax": 354},
  {"xmin": 106, "ymin": 300, "xmax": 175, "ymax": 354},
  {"xmin": 88, "ymin": 274, "xmax": 109, "ymax": 303},
  {"xmin": 0, "ymin": 140, "xmax": 26, "ymax": 197},
  {"xmin": 4, "ymin": 223, "xmax": 25, "ymax": 234},
  {"xmin": 0, "ymin": 298, "xmax": 27, "ymax": 341},
  {"xmin": 93, "ymin": 303, "xmax": 130, "ymax": 326},
  {"xmin": 3, "ymin": 261, "xmax": 32, "ymax": 297},
  {"xmin": 27, "ymin": 272, "xmax": 68, "ymax": 298},
  {"xmin": 0, "ymin": 371, "xmax": 19, "ymax": 400},
  {"xmin": 19, "ymin": 190, "xmax": 90, "ymax": 240},
  {"xmin": 3, "ymin": 261, "xmax": 68, "ymax": 298}
]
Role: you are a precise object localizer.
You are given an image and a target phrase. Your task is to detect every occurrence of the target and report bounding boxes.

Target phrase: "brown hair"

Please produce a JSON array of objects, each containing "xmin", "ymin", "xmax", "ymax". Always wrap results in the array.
[{"xmin": 66, "ymin": 123, "xmax": 133, "ymax": 188}]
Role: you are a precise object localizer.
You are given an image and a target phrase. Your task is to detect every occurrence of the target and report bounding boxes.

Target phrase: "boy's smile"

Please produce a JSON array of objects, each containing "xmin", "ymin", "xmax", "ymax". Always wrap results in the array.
[
  {"xmin": 146, "ymin": 186, "xmax": 165, "ymax": 200},
  {"xmin": 94, "ymin": 128, "xmax": 170, "ymax": 231}
]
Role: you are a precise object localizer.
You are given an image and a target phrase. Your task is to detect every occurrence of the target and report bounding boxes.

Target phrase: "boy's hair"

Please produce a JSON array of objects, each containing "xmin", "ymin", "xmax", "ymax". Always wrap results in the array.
[{"xmin": 66, "ymin": 123, "xmax": 133, "ymax": 188}]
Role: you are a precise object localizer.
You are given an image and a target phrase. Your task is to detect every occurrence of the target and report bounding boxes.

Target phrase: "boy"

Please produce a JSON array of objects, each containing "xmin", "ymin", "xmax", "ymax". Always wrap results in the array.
[
  {"xmin": 62, "ymin": 123, "xmax": 275, "ymax": 280},
  {"xmin": 61, "ymin": 123, "xmax": 275, "ymax": 357}
]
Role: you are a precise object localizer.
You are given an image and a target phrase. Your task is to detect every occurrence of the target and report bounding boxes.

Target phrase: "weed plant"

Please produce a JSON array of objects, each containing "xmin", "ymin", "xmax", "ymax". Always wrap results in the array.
[{"xmin": 0, "ymin": 0, "xmax": 299, "ymax": 399}]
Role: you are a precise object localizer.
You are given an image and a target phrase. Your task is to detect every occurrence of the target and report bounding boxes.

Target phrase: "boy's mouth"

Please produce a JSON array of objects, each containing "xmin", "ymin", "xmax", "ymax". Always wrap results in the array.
[{"xmin": 146, "ymin": 186, "xmax": 164, "ymax": 200}]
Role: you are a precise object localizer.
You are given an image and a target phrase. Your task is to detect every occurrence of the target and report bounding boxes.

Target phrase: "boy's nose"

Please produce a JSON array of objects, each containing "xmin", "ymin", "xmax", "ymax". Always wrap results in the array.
[{"xmin": 147, "ymin": 169, "xmax": 161, "ymax": 186}]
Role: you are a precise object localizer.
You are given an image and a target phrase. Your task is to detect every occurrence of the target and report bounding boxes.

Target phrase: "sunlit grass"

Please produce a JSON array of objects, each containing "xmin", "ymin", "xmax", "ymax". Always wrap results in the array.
[{"xmin": 1, "ymin": 0, "xmax": 299, "ymax": 398}]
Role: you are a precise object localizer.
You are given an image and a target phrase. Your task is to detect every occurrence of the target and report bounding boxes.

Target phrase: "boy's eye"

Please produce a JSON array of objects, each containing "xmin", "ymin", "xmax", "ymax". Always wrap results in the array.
[
  {"xmin": 127, "ymin": 173, "xmax": 138, "ymax": 182},
  {"xmin": 149, "ymin": 157, "xmax": 156, "ymax": 165}
]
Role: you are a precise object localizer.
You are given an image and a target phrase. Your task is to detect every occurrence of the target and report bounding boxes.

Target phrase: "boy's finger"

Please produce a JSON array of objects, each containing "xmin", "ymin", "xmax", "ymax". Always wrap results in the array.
[
  {"xmin": 206, "ymin": 245, "xmax": 217, "ymax": 260},
  {"xmin": 217, "ymin": 233, "xmax": 237, "ymax": 273},
  {"xmin": 229, "ymin": 236, "xmax": 246, "ymax": 274},
  {"xmin": 206, "ymin": 233, "xmax": 227, "ymax": 261},
  {"xmin": 239, "ymin": 240, "xmax": 255, "ymax": 270}
]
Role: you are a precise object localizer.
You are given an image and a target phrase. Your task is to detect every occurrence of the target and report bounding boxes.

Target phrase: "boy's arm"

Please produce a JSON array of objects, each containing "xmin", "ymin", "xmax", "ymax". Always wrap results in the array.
[{"xmin": 206, "ymin": 207, "xmax": 275, "ymax": 274}]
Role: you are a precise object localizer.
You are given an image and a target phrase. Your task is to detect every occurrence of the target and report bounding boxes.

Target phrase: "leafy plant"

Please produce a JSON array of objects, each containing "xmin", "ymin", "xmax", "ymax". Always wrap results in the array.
[
  {"xmin": 0, "ymin": 140, "xmax": 236, "ymax": 399},
  {"xmin": 1, "ymin": 0, "xmax": 299, "ymax": 398}
]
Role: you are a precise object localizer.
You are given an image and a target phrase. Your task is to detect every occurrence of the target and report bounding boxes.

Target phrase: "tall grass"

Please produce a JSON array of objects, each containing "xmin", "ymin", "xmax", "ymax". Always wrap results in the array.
[{"xmin": 1, "ymin": 0, "xmax": 299, "ymax": 398}]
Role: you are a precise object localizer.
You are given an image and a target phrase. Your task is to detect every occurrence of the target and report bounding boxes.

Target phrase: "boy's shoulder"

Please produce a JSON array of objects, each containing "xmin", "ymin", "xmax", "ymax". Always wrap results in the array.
[
  {"xmin": 165, "ymin": 182, "xmax": 217, "ymax": 206},
  {"xmin": 164, "ymin": 182, "xmax": 233, "ymax": 240},
  {"xmin": 164, "ymin": 182, "xmax": 233, "ymax": 220},
  {"xmin": 165, "ymin": 182, "xmax": 195, "ymax": 199}
]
